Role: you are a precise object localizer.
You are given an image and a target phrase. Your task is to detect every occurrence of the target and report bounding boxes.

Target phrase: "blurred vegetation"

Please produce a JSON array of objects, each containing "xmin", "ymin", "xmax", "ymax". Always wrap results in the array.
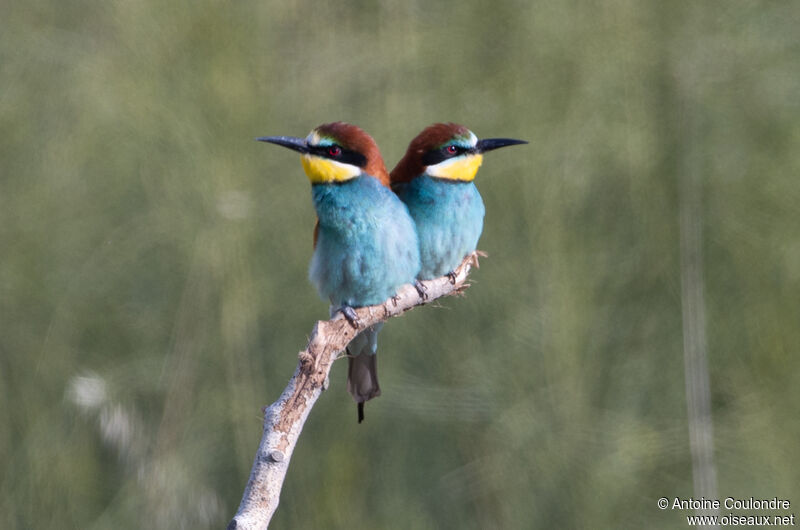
[{"xmin": 2, "ymin": 1, "xmax": 799, "ymax": 528}]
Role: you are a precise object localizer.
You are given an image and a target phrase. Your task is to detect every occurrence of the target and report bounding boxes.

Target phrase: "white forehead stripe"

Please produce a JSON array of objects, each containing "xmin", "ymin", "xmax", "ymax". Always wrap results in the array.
[
  {"xmin": 307, "ymin": 130, "xmax": 323, "ymax": 146},
  {"xmin": 467, "ymin": 130, "xmax": 478, "ymax": 147}
]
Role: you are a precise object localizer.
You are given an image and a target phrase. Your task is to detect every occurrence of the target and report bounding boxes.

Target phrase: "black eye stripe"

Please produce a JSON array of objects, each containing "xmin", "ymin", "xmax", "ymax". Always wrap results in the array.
[
  {"xmin": 308, "ymin": 145, "xmax": 367, "ymax": 167},
  {"xmin": 421, "ymin": 145, "xmax": 473, "ymax": 166}
]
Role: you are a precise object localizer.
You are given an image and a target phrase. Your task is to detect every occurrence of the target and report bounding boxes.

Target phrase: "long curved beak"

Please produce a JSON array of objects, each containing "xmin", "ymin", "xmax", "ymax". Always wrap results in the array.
[
  {"xmin": 256, "ymin": 135, "xmax": 309, "ymax": 154},
  {"xmin": 475, "ymin": 138, "xmax": 528, "ymax": 153}
]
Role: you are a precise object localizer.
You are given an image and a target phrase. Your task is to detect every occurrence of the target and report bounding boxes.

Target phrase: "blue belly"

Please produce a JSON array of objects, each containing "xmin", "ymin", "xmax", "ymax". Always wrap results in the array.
[
  {"xmin": 309, "ymin": 175, "xmax": 420, "ymax": 307},
  {"xmin": 394, "ymin": 176, "xmax": 485, "ymax": 280}
]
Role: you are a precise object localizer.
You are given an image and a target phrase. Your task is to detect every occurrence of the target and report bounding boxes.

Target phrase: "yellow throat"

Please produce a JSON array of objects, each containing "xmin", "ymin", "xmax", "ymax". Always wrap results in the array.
[
  {"xmin": 427, "ymin": 154, "xmax": 484, "ymax": 182},
  {"xmin": 301, "ymin": 154, "xmax": 360, "ymax": 184}
]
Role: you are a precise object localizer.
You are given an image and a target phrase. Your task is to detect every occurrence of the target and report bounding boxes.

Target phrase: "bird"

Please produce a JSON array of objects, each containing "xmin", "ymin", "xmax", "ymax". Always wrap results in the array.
[
  {"xmin": 258, "ymin": 122, "xmax": 421, "ymax": 423},
  {"xmin": 390, "ymin": 123, "xmax": 527, "ymax": 280}
]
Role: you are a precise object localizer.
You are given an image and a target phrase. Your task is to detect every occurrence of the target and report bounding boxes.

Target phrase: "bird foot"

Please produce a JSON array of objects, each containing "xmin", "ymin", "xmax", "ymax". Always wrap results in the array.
[
  {"xmin": 414, "ymin": 279, "xmax": 428, "ymax": 300},
  {"xmin": 446, "ymin": 271, "xmax": 458, "ymax": 285},
  {"xmin": 339, "ymin": 305, "xmax": 361, "ymax": 329}
]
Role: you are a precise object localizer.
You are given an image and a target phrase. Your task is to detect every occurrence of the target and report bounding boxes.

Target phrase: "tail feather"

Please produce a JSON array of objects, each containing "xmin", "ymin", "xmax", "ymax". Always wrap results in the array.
[{"xmin": 346, "ymin": 324, "xmax": 383, "ymax": 423}]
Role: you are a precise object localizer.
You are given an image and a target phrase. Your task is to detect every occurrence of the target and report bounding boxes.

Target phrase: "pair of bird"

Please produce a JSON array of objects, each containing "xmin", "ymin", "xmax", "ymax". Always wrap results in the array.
[{"xmin": 259, "ymin": 122, "xmax": 525, "ymax": 423}]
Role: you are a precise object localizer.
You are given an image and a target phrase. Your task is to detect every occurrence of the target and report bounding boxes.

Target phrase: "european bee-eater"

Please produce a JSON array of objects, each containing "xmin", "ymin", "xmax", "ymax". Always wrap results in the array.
[
  {"xmin": 390, "ymin": 123, "xmax": 526, "ymax": 280},
  {"xmin": 258, "ymin": 122, "xmax": 420, "ymax": 423}
]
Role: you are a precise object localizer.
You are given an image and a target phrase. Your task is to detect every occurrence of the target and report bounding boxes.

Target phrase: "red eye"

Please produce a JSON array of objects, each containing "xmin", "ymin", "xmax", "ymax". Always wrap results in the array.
[
  {"xmin": 328, "ymin": 146, "xmax": 341, "ymax": 157},
  {"xmin": 446, "ymin": 145, "xmax": 458, "ymax": 154}
]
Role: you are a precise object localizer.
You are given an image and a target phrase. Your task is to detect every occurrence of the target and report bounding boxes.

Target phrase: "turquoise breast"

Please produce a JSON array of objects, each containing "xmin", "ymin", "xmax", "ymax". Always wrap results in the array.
[
  {"xmin": 309, "ymin": 175, "xmax": 421, "ymax": 307},
  {"xmin": 394, "ymin": 175, "xmax": 485, "ymax": 279}
]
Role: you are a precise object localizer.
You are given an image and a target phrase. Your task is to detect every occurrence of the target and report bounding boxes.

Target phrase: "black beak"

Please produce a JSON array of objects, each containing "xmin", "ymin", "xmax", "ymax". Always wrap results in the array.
[
  {"xmin": 256, "ymin": 135, "xmax": 309, "ymax": 154},
  {"xmin": 475, "ymin": 138, "xmax": 528, "ymax": 153}
]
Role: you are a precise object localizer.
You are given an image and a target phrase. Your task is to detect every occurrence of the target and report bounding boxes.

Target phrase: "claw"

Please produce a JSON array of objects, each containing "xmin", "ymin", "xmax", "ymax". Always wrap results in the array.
[
  {"xmin": 414, "ymin": 279, "xmax": 428, "ymax": 300},
  {"xmin": 446, "ymin": 271, "xmax": 457, "ymax": 285},
  {"xmin": 339, "ymin": 305, "xmax": 360, "ymax": 329}
]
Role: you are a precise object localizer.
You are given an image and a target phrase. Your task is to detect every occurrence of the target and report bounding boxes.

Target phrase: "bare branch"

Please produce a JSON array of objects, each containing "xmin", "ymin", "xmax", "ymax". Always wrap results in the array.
[{"xmin": 227, "ymin": 252, "xmax": 484, "ymax": 530}]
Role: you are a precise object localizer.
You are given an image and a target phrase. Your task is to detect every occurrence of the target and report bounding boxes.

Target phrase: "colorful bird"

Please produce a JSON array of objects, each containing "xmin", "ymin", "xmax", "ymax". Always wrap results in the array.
[
  {"xmin": 258, "ymin": 122, "xmax": 420, "ymax": 423},
  {"xmin": 391, "ymin": 123, "xmax": 526, "ymax": 280}
]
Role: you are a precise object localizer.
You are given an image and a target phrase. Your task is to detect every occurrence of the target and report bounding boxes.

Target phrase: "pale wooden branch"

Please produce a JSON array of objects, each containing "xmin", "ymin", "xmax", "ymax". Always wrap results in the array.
[{"xmin": 227, "ymin": 251, "xmax": 484, "ymax": 530}]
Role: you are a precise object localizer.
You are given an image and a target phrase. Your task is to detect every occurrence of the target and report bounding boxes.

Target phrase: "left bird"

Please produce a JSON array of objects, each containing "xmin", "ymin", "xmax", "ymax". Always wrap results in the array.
[{"xmin": 258, "ymin": 122, "xmax": 421, "ymax": 423}]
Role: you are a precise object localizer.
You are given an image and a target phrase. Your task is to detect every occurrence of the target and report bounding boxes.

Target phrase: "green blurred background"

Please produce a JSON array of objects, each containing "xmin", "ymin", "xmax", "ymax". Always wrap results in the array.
[{"xmin": 2, "ymin": 1, "xmax": 799, "ymax": 528}]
